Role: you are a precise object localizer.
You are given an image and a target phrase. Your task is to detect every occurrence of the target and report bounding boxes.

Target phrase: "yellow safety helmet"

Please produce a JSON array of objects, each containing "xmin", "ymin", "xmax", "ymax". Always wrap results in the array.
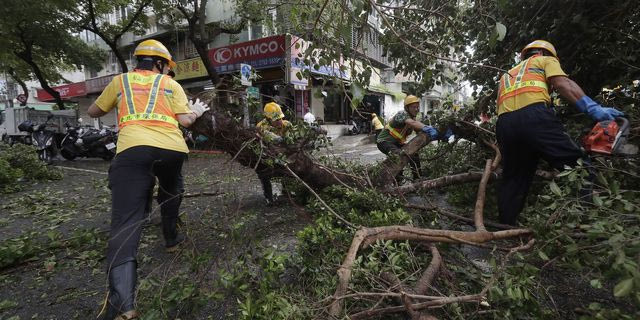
[
  {"xmin": 404, "ymin": 95, "xmax": 420, "ymax": 107},
  {"xmin": 371, "ymin": 113, "xmax": 377, "ymax": 118},
  {"xmin": 264, "ymin": 102, "xmax": 284, "ymax": 120},
  {"xmin": 134, "ymin": 39, "xmax": 177, "ymax": 69},
  {"xmin": 521, "ymin": 40, "xmax": 558, "ymax": 60}
]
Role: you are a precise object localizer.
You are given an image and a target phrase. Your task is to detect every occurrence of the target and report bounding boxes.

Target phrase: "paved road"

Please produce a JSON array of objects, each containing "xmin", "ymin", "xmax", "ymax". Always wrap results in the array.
[{"xmin": 322, "ymin": 134, "xmax": 385, "ymax": 164}]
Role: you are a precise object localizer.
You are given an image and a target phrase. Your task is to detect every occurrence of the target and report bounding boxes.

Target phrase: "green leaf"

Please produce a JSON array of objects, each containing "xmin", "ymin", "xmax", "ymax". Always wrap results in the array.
[
  {"xmin": 596, "ymin": 172, "xmax": 608, "ymax": 187},
  {"xmin": 549, "ymin": 181, "xmax": 562, "ymax": 196},
  {"xmin": 593, "ymin": 195, "xmax": 603, "ymax": 207},
  {"xmin": 556, "ymin": 170, "xmax": 572, "ymax": 177},
  {"xmin": 590, "ymin": 279, "xmax": 603, "ymax": 289},
  {"xmin": 488, "ymin": 29, "xmax": 497, "ymax": 49},
  {"xmin": 495, "ymin": 22, "xmax": 507, "ymax": 41},
  {"xmin": 613, "ymin": 278, "xmax": 634, "ymax": 297},
  {"xmin": 538, "ymin": 251, "xmax": 549, "ymax": 261},
  {"xmin": 611, "ymin": 180, "xmax": 620, "ymax": 195},
  {"xmin": 614, "ymin": 250, "xmax": 626, "ymax": 265}
]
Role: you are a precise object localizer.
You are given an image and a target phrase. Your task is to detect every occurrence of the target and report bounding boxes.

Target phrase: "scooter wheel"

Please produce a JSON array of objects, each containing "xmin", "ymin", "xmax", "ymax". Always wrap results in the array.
[
  {"xmin": 60, "ymin": 149, "xmax": 76, "ymax": 161},
  {"xmin": 39, "ymin": 150, "xmax": 53, "ymax": 165},
  {"xmin": 101, "ymin": 152, "xmax": 115, "ymax": 161}
]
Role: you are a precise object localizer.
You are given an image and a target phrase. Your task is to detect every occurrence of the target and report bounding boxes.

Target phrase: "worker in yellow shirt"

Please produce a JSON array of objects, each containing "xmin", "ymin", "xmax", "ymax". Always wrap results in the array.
[
  {"xmin": 371, "ymin": 113, "xmax": 384, "ymax": 137},
  {"xmin": 87, "ymin": 39, "xmax": 209, "ymax": 320},
  {"xmin": 377, "ymin": 95, "xmax": 443, "ymax": 182},
  {"xmin": 496, "ymin": 40, "xmax": 623, "ymax": 225},
  {"xmin": 256, "ymin": 102, "xmax": 291, "ymax": 204}
]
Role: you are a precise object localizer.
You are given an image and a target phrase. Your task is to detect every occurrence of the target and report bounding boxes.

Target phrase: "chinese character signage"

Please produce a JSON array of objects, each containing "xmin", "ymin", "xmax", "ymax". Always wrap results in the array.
[{"xmin": 174, "ymin": 58, "xmax": 208, "ymax": 81}]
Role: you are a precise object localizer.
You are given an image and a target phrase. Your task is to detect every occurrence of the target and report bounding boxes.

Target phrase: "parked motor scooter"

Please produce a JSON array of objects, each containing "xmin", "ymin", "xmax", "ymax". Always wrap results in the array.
[
  {"xmin": 60, "ymin": 119, "xmax": 117, "ymax": 161},
  {"xmin": 17, "ymin": 114, "xmax": 59, "ymax": 164}
]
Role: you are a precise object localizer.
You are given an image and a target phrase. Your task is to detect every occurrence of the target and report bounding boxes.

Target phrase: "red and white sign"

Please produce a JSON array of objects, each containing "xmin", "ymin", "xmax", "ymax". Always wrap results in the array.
[
  {"xmin": 86, "ymin": 74, "xmax": 117, "ymax": 94},
  {"xmin": 207, "ymin": 35, "xmax": 285, "ymax": 69},
  {"xmin": 37, "ymin": 82, "xmax": 87, "ymax": 101}
]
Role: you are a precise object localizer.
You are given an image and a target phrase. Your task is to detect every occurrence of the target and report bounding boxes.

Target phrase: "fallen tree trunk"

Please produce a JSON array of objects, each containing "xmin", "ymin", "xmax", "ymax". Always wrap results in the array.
[
  {"xmin": 189, "ymin": 103, "xmax": 431, "ymax": 190},
  {"xmin": 185, "ymin": 101, "xmax": 539, "ymax": 319},
  {"xmin": 189, "ymin": 99, "xmax": 553, "ymax": 195}
]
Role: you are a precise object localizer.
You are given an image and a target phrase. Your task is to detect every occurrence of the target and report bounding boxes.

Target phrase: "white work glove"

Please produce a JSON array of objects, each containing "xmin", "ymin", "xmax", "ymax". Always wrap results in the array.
[{"xmin": 188, "ymin": 98, "xmax": 210, "ymax": 118}]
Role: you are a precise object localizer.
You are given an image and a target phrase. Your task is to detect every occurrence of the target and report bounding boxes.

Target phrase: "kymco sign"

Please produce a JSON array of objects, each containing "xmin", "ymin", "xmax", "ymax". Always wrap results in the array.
[{"xmin": 207, "ymin": 35, "xmax": 285, "ymax": 73}]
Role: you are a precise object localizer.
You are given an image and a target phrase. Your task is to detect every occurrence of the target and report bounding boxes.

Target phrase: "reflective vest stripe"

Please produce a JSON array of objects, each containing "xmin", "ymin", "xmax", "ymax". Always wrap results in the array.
[
  {"xmin": 497, "ymin": 56, "xmax": 548, "ymax": 107},
  {"xmin": 144, "ymin": 74, "xmax": 163, "ymax": 114},
  {"xmin": 119, "ymin": 113, "xmax": 179, "ymax": 126},
  {"xmin": 501, "ymin": 80, "xmax": 548, "ymax": 95},
  {"xmin": 514, "ymin": 58, "xmax": 530, "ymax": 83},
  {"xmin": 118, "ymin": 73, "xmax": 178, "ymax": 128},
  {"xmin": 386, "ymin": 123, "xmax": 408, "ymax": 143},
  {"xmin": 121, "ymin": 75, "xmax": 136, "ymax": 115},
  {"xmin": 502, "ymin": 73, "xmax": 510, "ymax": 90}
]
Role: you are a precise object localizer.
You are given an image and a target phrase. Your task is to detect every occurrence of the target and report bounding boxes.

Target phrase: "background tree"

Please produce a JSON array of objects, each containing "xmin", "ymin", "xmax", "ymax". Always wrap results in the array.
[
  {"xmin": 159, "ymin": 0, "xmax": 268, "ymax": 87},
  {"xmin": 461, "ymin": 0, "xmax": 640, "ymax": 113},
  {"xmin": 73, "ymin": 0, "xmax": 158, "ymax": 73},
  {"xmin": 0, "ymin": 0, "xmax": 105, "ymax": 108},
  {"xmin": 0, "ymin": 56, "xmax": 34, "ymax": 106}
]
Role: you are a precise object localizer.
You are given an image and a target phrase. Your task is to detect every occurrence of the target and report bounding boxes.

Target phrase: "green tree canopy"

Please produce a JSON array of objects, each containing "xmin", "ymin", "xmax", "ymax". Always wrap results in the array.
[{"xmin": 0, "ymin": 0, "xmax": 105, "ymax": 107}]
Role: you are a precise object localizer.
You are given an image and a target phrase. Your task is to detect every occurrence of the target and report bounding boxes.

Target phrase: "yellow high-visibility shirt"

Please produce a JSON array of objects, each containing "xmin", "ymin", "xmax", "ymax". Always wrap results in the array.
[
  {"xmin": 371, "ymin": 116, "xmax": 384, "ymax": 130},
  {"xmin": 257, "ymin": 119, "xmax": 291, "ymax": 141},
  {"xmin": 497, "ymin": 56, "xmax": 567, "ymax": 115},
  {"xmin": 95, "ymin": 72, "xmax": 192, "ymax": 154}
]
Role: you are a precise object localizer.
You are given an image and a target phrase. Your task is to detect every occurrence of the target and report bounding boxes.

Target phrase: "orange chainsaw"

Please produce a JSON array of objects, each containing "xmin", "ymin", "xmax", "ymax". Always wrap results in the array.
[{"xmin": 583, "ymin": 117, "xmax": 638, "ymax": 156}]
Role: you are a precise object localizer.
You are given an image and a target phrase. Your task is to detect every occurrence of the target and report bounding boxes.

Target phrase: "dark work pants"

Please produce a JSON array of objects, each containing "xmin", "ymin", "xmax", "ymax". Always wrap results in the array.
[
  {"xmin": 106, "ymin": 146, "xmax": 186, "ymax": 269},
  {"xmin": 256, "ymin": 166, "xmax": 274, "ymax": 202},
  {"xmin": 496, "ymin": 103, "xmax": 585, "ymax": 225},
  {"xmin": 377, "ymin": 139, "xmax": 421, "ymax": 180}
]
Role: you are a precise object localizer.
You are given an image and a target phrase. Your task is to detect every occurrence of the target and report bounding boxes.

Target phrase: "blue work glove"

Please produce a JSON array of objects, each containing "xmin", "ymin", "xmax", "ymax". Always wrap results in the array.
[
  {"xmin": 575, "ymin": 96, "xmax": 624, "ymax": 122},
  {"xmin": 421, "ymin": 125, "xmax": 439, "ymax": 140},
  {"xmin": 439, "ymin": 128, "xmax": 453, "ymax": 141}
]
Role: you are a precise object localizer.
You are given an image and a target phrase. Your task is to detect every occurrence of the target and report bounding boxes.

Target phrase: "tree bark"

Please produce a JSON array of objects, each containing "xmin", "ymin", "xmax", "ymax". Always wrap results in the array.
[
  {"xmin": 189, "ymin": 108, "xmax": 367, "ymax": 190},
  {"xmin": 328, "ymin": 225, "xmax": 532, "ymax": 316},
  {"xmin": 177, "ymin": 0, "xmax": 249, "ymax": 88},
  {"xmin": 81, "ymin": 0, "xmax": 153, "ymax": 73},
  {"xmin": 177, "ymin": 1, "xmax": 221, "ymax": 86}
]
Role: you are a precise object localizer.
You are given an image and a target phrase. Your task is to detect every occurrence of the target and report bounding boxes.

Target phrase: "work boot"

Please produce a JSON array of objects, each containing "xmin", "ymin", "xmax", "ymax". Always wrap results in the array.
[
  {"xmin": 165, "ymin": 233, "xmax": 186, "ymax": 253},
  {"xmin": 103, "ymin": 261, "xmax": 138, "ymax": 320},
  {"xmin": 260, "ymin": 176, "xmax": 274, "ymax": 205},
  {"xmin": 162, "ymin": 216, "xmax": 185, "ymax": 252}
]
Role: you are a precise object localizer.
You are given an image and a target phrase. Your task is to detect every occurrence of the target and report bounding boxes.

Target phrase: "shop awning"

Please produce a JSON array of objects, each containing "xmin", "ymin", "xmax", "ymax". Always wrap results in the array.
[{"xmin": 367, "ymin": 84, "xmax": 406, "ymax": 101}]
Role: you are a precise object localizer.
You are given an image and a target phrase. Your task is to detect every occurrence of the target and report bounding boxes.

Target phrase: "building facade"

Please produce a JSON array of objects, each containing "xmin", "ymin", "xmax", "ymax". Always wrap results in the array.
[{"xmin": 13, "ymin": 1, "xmax": 462, "ymax": 137}]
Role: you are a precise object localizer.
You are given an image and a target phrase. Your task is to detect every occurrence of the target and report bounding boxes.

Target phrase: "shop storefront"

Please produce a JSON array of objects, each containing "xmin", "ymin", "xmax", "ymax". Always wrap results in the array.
[
  {"xmin": 173, "ymin": 35, "xmax": 289, "ymax": 118},
  {"xmin": 34, "ymin": 33, "xmax": 398, "ymax": 137}
]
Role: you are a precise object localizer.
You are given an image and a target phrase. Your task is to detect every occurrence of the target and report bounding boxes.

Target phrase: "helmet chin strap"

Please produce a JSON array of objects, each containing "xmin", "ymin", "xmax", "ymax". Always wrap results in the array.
[{"xmin": 155, "ymin": 60, "xmax": 166, "ymax": 74}]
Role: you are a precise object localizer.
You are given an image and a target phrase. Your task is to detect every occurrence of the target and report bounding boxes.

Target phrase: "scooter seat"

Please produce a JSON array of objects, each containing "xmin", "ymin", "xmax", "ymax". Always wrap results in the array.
[{"xmin": 82, "ymin": 133, "xmax": 104, "ymax": 144}]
